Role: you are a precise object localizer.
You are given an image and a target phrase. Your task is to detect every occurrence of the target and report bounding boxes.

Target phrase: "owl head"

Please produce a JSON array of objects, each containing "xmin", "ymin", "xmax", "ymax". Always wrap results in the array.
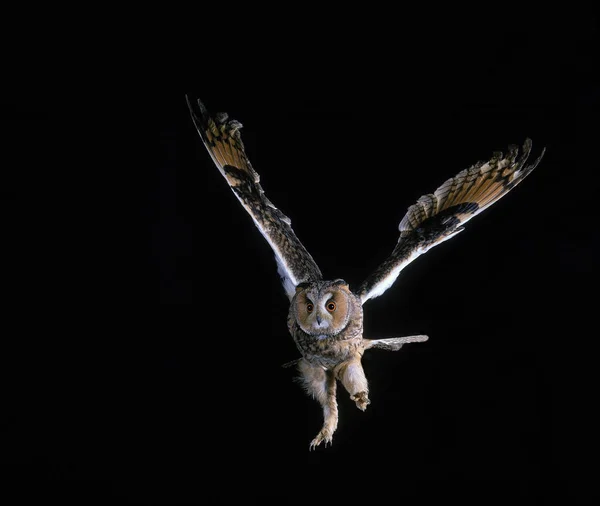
[{"xmin": 291, "ymin": 279, "xmax": 361, "ymax": 338}]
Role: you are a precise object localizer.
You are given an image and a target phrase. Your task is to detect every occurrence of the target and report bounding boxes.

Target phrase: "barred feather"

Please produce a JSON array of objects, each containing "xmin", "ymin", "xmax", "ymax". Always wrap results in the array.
[
  {"xmin": 360, "ymin": 139, "xmax": 545, "ymax": 303},
  {"xmin": 399, "ymin": 139, "xmax": 543, "ymax": 235},
  {"xmin": 187, "ymin": 97, "xmax": 322, "ymax": 299}
]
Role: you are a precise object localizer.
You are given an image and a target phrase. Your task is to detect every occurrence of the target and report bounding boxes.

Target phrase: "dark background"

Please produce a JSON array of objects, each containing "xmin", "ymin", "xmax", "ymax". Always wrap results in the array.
[{"xmin": 3, "ymin": 6, "xmax": 598, "ymax": 505}]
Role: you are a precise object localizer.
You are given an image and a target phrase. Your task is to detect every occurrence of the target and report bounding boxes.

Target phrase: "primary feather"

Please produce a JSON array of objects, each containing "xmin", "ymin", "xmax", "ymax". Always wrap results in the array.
[
  {"xmin": 359, "ymin": 139, "xmax": 545, "ymax": 303},
  {"xmin": 186, "ymin": 97, "xmax": 323, "ymax": 299}
]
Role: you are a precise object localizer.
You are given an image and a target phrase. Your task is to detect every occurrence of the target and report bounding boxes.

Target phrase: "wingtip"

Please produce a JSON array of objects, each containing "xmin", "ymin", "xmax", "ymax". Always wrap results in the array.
[
  {"xmin": 532, "ymin": 145, "xmax": 546, "ymax": 168},
  {"xmin": 195, "ymin": 97, "xmax": 208, "ymax": 116},
  {"xmin": 522, "ymin": 138, "xmax": 546, "ymax": 170},
  {"xmin": 185, "ymin": 95, "xmax": 209, "ymax": 125}
]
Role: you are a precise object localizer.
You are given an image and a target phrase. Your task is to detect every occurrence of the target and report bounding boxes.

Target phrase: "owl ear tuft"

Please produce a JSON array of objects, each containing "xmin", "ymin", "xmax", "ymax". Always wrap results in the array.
[
  {"xmin": 295, "ymin": 282, "xmax": 311, "ymax": 293},
  {"xmin": 332, "ymin": 279, "xmax": 349, "ymax": 289}
]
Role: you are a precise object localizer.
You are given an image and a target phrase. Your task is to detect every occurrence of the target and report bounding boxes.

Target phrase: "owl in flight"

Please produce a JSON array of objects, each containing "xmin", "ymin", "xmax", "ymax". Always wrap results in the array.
[{"xmin": 186, "ymin": 97, "xmax": 544, "ymax": 449}]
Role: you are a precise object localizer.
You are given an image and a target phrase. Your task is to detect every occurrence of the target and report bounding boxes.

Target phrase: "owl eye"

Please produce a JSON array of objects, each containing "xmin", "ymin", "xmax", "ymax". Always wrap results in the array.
[
  {"xmin": 306, "ymin": 303, "xmax": 314, "ymax": 313},
  {"xmin": 326, "ymin": 301, "xmax": 336, "ymax": 312}
]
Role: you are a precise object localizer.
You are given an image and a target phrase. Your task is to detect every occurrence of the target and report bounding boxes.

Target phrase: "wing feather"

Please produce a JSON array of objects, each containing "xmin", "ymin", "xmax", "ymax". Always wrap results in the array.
[
  {"xmin": 359, "ymin": 139, "xmax": 545, "ymax": 303},
  {"xmin": 187, "ymin": 96, "xmax": 323, "ymax": 299}
]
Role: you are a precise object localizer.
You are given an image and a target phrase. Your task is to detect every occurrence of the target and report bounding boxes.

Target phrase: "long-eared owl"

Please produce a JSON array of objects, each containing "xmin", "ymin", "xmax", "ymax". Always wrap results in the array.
[{"xmin": 187, "ymin": 97, "xmax": 544, "ymax": 449}]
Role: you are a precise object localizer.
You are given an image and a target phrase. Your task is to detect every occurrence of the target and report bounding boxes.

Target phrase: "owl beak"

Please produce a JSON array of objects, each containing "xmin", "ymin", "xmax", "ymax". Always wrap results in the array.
[{"xmin": 316, "ymin": 315, "xmax": 322, "ymax": 325}]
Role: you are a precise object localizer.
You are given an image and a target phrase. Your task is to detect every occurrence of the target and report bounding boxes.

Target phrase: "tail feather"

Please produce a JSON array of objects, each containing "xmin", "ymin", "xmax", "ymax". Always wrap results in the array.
[{"xmin": 364, "ymin": 335, "xmax": 429, "ymax": 351}]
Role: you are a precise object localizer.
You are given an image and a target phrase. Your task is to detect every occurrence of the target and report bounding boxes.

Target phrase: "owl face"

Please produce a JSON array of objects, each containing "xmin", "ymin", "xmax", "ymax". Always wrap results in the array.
[{"xmin": 292, "ymin": 279, "xmax": 357, "ymax": 338}]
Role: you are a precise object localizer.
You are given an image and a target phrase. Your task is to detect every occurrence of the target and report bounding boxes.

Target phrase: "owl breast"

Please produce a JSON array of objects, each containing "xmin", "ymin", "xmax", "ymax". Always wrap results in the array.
[{"xmin": 291, "ymin": 327, "xmax": 364, "ymax": 369}]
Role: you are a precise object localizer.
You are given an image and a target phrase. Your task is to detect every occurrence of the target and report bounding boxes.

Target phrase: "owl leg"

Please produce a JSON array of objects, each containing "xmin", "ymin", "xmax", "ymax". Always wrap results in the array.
[
  {"xmin": 334, "ymin": 356, "xmax": 370, "ymax": 411},
  {"xmin": 297, "ymin": 359, "xmax": 338, "ymax": 450}
]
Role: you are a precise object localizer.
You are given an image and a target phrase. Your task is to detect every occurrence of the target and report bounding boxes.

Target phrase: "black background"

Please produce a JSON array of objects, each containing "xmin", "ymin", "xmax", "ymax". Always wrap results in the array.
[{"xmin": 3, "ymin": 6, "xmax": 599, "ymax": 505}]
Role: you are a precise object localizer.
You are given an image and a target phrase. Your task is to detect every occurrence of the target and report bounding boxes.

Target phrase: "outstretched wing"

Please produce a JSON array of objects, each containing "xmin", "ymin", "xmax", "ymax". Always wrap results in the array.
[
  {"xmin": 187, "ymin": 97, "xmax": 323, "ymax": 299},
  {"xmin": 358, "ymin": 139, "xmax": 545, "ymax": 303}
]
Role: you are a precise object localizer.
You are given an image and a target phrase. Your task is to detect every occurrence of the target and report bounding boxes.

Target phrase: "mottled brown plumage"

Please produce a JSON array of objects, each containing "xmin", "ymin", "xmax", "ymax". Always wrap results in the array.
[
  {"xmin": 186, "ymin": 96, "xmax": 322, "ymax": 300},
  {"xmin": 289, "ymin": 282, "xmax": 363, "ymax": 392},
  {"xmin": 187, "ymin": 97, "xmax": 544, "ymax": 449},
  {"xmin": 287, "ymin": 281, "xmax": 368, "ymax": 448}
]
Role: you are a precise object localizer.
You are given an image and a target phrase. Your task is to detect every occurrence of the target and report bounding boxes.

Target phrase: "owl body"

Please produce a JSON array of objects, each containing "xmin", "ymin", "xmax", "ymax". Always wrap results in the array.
[
  {"xmin": 187, "ymin": 97, "xmax": 544, "ymax": 449},
  {"xmin": 289, "ymin": 327, "xmax": 364, "ymax": 370},
  {"xmin": 288, "ymin": 280, "xmax": 364, "ymax": 369}
]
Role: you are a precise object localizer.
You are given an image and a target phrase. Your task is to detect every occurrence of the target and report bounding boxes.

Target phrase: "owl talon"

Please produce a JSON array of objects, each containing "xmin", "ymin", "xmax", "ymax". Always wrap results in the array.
[
  {"xmin": 309, "ymin": 429, "xmax": 333, "ymax": 450},
  {"xmin": 350, "ymin": 391, "xmax": 370, "ymax": 411}
]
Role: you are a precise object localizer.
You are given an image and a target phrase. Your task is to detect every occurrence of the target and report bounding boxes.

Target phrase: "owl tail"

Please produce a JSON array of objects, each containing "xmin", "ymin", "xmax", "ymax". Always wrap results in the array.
[{"xmin": 363, "ymin": 335, "xmax": 429, "ymax": 351}]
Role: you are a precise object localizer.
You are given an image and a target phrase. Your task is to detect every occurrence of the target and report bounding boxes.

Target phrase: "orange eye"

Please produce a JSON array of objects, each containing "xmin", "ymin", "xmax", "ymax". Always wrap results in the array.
[
  {"xmin": 326, "ymin": 301, "xmax": 336, "ymax": 312},
  {"xmin": 307, "ymin": 303, "xmax": 314, "ymax": 313}
]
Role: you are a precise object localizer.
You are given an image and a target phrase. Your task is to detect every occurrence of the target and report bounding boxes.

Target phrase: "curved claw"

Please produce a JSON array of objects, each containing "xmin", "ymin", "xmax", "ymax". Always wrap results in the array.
[
  {"xmin": 309, "ymin": 429, "xmax": 333, "ymax": 450},
  {"xmin": 350, "ymin": 391, "xmax": 371, "ymax": 411}
]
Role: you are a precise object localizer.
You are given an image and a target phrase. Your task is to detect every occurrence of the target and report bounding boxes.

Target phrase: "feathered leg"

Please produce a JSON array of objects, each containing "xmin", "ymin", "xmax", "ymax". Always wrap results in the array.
[
  {"xmin": 297, "ymin": 359, "xmax": 338, "ymax": 449},
  {"xmin": 334, "ymin": 355, "xmax": 370, "ymax": 411}
]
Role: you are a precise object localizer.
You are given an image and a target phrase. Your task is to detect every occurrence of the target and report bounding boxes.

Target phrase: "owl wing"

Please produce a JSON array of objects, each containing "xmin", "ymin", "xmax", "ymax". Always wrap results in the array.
[
  {"xmin": 187, "ymin": 97, "xmax": 323, "ymax": 299},
  {"xmin": 358, "ymin": 139, "xmax": 545, "ymax": 303}
]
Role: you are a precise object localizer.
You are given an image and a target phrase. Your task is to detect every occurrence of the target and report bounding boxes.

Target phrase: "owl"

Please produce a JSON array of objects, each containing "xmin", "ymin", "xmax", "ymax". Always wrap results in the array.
[{"xmin": 186, "ymin": 97, "xmax": 545, "ymax": 449}]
